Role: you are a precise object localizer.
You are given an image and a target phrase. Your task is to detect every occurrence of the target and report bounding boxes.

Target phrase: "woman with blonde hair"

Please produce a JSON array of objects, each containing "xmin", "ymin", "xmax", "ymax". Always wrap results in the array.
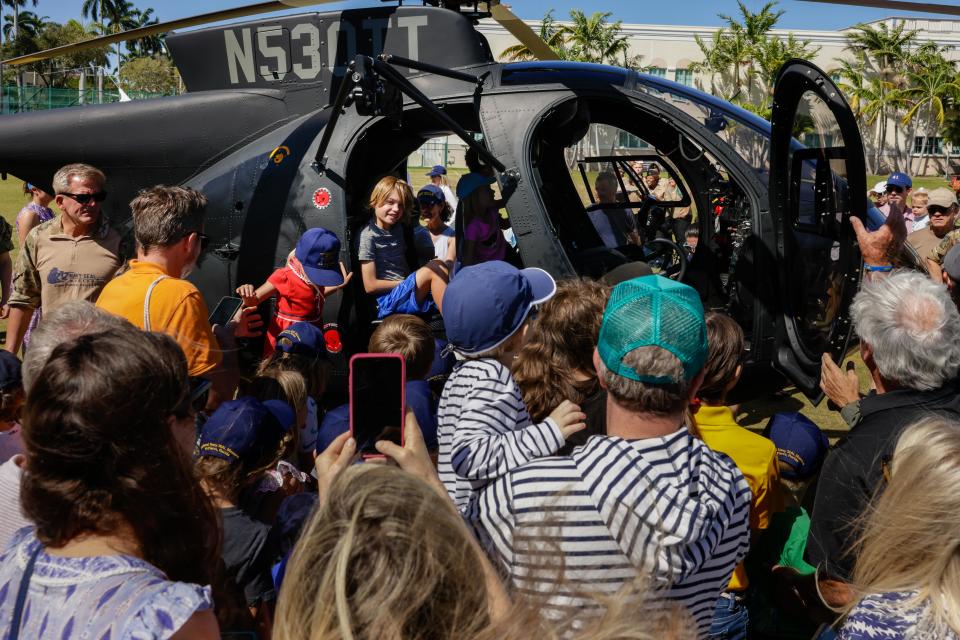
[
  {"xmin": 275, "ymin": 414, "xmax": 693, "ymax": 640},
  {"xmin": 512, "ymin": 279, "xmax": 610, "ymax": 453},
  {"xmin": 839, "ymin": 417, "xmax": 960, "ymax": 639}
]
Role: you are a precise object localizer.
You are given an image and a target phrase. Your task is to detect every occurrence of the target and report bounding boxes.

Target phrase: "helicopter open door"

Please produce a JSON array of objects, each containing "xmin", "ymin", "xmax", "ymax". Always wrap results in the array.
[{"xmin": 768, "ymin": 59, "xmax": 866, "ymax": 398}]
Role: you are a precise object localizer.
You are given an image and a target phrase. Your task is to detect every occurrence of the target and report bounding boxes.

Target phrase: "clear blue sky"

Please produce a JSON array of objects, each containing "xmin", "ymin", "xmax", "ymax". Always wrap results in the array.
[{"xmin": 16, "ymin": 0, "xmax": 960, "ymax": 31}]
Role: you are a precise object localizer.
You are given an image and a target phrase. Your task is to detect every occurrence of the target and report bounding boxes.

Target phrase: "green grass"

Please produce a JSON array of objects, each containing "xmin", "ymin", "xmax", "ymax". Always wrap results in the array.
[
  {"xmin": 407, "ymin": 166, "xmax": 468, "ymax": 190},
  {"xmin": 735, "ymin": 347, "xmax": 870, "ymax": 437},
  {"xmin": 0, "ymin": 178, "xmax": 26, "ymax": 265},
  {"xmin": 0, "ymin": 177, "xmax": 34, "ymax": 337}
]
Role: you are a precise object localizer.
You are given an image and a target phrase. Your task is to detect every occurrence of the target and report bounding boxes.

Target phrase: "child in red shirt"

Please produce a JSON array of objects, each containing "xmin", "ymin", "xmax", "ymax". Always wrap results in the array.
[{"xmin": 237, "ymin": 227, "xmax": 352, "ymax": 356}]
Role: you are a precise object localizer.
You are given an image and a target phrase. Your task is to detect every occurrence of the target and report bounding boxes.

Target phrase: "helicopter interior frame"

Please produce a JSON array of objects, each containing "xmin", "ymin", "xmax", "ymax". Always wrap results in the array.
[
  {"xmin": 528, "ymin": 97, "xmax": 754, "ymax": 284},
  {"xmin": 576, "ymin": 154, "xmax": 692, "ymax": 211},
  {"xmin": 337, "ymin": 100, "xmax": 484, "ymax": 341}
]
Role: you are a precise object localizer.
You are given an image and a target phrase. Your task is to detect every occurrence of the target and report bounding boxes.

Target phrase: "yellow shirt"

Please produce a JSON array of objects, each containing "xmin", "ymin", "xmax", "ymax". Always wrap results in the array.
[
  {"xmin": 96, "ymin": 260, "xmax": 222, "ymax": 377},
  {"xmin": 695, "ymin": 404, "xmax": 782, "ymax": 591}
]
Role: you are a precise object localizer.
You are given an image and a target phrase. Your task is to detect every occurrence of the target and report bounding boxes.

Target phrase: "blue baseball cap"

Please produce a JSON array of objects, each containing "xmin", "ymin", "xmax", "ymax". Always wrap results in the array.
[
  {"xmin": 598, "ymin": 275, "xmax": 707, "ymax": 384},
  {"xmin": 763, "ymin": 412, "xmax": 829, "ymax": 480},
  {"xmin": 197, "ymin": 397, "xmax": 294, "ymax": 462},
  {"xmin": 427, "ymin": 165, "xmax": 447, "ymax": 177},
  {"xmin": 0, "ymin": 351, "xmax": 21, "ymax": 391},
  {"xmin": 417, "ymin": 184, "xmax": 445, "ymax": 204},
  {"xmin": 456, "ymin": 172, "xmax": 496, "ymax": 200},
  {"xmin": 886, "ymin": 172, "xmax": 912, "ymax": 189},
  {"xmin": 316, "ymin": 403, "xmax": 349, "ymax": 455},
  {"xmin": 276, "ymin": 322, "xmax": 326, "ymax": 357},
  {"xmin": 443, "ymin": 261, "xmax": 556, "ymax": 356},
  {"xmin": 295, "ymin": 227, "xmax": 343, "ymax": 287}
]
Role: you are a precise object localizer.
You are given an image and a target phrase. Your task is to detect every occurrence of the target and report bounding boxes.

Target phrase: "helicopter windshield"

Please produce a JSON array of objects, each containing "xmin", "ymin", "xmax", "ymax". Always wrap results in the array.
[{"xmin": 632, "ymin": 73, "xmax": 774, "ymax": 182}]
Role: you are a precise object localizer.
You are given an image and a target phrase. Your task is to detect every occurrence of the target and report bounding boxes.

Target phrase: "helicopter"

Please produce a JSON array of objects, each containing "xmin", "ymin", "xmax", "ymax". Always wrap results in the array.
[{"xmin": 0, "ymin": 0, "xmax": 945, "ymax": 399}]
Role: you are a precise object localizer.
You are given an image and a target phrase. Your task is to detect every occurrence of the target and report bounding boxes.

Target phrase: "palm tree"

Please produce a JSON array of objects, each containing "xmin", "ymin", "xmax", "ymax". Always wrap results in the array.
[
  {"xmin": 500, "ymin": 9, "xmax": 566, "ymax": 61},
  {"xmin": 3, "ymin": 0, "xmax": 38, "ymax": 41},
  {"xmin": 560, "ymin": 10, "xmax": 630, "ymax": 66},
  {"xmin": 690, "ymin": 31, "xmax": 728, "ymax": 95},
  {"xmin": 126, "ymin": 6, "xmax": 163, "ymax": 58},
  {"xmin": 836, "ymin": 55, "xmax": 887, "ymax": 173},
  {"xmin": 844, "ymin": 22, "xmax": 917, "ymax": 172},
  {"xmin": 899, "ymin": 50, "xmax": 960, "ymax": 175},
  {"xmin": 754, "ymin": 34, "xmax": 820, "ymax": 97},
  {"xmin": 2, "ymin": 9, "xmax": 42, "ymax": 41},
  {"xmin": 721, "ymin": 1, "xmax": 784, "ymax": 47},
  {"xmin": 80, "ymin": 0, "xmax": 119, "ymax": 23},
  {"xmin": 691, "ymin": 1, "xmax": 816, "ymax": 108},
  {"xmin": 85, "ymin": 0, "xmax": 141, "ymax": 70},
  {"xmin": 717, "ymin": 1, "xmax": 784, "ymax": 99}
]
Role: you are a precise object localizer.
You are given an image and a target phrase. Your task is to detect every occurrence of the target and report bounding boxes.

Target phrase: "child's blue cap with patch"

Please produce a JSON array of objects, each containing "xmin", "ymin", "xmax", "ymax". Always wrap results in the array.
[
  {"xmin": 276, "ymin": 322, "xmax": 326, "ymax": 357},
  {"xmin": 197, "ymin": 397, "xmax": 294, "ymax": 463},
  {"xmin": 763, "ymin": 412, "xmax": 829, "ymax": 480}
]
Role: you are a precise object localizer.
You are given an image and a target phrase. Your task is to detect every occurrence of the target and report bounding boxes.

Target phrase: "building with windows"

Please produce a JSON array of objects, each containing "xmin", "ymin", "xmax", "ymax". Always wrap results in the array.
[{"xmin": 472, "ymin": 16, "xmax": 960, "ymax": 176}]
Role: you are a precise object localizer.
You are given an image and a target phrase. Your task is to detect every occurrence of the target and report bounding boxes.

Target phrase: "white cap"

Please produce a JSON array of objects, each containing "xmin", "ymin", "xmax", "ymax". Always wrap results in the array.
[{"xmin": 870, "ymin": 181, "xmax": 887, "ymax": 195}]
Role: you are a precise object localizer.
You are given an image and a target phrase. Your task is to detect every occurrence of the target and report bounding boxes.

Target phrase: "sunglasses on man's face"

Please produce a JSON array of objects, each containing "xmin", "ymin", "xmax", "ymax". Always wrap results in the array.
[
  {"xmin": 60, "ymin": 191, "xmax": 108, "ymax": 204},
  {"xmin": 929, "ymin": 205, "xmax": 953, "ymax": 216},
  {"xmin": 886, "ymin": 186, "xmax": 904, "ymax": 194}
]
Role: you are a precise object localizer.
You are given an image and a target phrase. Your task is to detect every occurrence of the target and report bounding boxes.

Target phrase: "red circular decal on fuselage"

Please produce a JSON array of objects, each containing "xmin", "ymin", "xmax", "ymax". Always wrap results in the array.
[{"xmin": 313, "ymin": 188, "xmax": 331, "ymax": 210}]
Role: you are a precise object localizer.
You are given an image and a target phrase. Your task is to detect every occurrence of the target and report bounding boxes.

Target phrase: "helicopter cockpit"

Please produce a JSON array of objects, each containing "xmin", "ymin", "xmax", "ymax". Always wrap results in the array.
[{"xmin": 525, "ymin": 94, "xmax": 757, "ymax": 338}]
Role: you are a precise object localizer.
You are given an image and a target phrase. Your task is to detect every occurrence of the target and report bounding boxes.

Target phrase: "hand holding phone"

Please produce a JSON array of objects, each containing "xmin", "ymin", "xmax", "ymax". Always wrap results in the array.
[
  {"xmin": 208, "ymin": 296, "xmax": 243, "ymax": 327},
  {"xmin": 373, "ymin": 410, "xmax": 445, "ymax": 498},
  {"xmin": 349, "ymin": 353, "xmax": 406, "ymax": 458}
]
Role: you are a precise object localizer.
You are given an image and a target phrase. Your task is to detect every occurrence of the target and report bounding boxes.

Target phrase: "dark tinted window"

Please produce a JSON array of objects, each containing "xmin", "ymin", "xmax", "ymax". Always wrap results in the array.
[{"xmin": 500, "ymin": 62, "xmax": 630, "ymax": 87}]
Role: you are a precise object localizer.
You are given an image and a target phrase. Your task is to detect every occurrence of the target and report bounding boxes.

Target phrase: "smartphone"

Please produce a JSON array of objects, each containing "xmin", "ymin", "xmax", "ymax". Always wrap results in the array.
[
  {"xmin": 349, "ymin": 353, "xmax": 405, "ymax": 457},
  {"xmin": 208, "ymin": 296, "xmax": 243, "ymax": 327}
]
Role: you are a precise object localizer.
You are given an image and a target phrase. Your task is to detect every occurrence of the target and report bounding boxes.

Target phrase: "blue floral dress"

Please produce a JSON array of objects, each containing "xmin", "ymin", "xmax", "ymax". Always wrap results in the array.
[
  {"xmin": 840, "ymin": 590, "xmax": 960, "ymax": 640},
  {"xmin": 0, "ymin": 528, "xmax": 212, "ymax": 639}
]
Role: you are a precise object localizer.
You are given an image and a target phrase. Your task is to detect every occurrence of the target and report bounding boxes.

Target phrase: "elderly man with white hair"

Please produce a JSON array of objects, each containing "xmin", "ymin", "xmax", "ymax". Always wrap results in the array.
[{"xmin": 788, "ymin": 269, "xmax": 960, "ymax": 620}]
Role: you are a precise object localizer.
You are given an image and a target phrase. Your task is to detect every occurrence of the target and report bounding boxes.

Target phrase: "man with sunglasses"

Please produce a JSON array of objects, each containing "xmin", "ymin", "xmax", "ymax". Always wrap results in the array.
[
  {"xmin": 908, "ymin": 188, "xmax": 957, "ymax": 265},
  {"xmin": 4, "ymin": 163, "xmax": 124, "ymax": 355},
  {"xmin": 878, "ymin": 171, "xmax": 912, "ymax": 222},
  {"xmin": 96, "ymin": 185, "xmax": 262, "ymax": 410},
  {"xmin": 923, "ymin": 189, "xmax": 960, "ymax": 283}
]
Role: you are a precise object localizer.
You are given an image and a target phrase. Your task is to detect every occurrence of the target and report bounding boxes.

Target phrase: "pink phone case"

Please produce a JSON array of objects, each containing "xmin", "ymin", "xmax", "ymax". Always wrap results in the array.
[{"xmin": 349, "ymin": 352, "xmax": 406, "ymax": 458}]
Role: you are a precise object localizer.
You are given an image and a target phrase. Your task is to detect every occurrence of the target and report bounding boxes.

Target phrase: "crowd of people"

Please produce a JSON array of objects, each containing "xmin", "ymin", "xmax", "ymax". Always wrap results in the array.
[{"xmin": 0, "ymin": 161, "xmax": 953, "ymax": 640}]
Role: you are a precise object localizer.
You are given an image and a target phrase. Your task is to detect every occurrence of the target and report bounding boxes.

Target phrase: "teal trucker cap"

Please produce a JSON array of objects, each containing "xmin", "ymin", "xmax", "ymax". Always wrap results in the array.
[{"xmin": 598, "ymin": 275, "xmax": 708, "ymax": 384}]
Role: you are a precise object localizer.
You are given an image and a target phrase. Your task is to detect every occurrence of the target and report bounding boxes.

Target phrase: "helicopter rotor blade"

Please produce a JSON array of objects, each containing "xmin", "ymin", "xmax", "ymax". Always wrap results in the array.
[
  {"xmin": 799, "ymin": 0, "xmax": 960, "ymax": 16},
  {"xmin": 488, "ymin": 2, "xmax": 559, "ymax": 61},
  {"xmin": 1, "ymin": 0, "xmax": 334, "ymax": 67}
]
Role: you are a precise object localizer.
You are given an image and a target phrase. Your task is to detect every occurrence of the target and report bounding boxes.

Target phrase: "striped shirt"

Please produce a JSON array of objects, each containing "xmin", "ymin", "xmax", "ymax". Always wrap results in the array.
[
  {"xmin": 468, "ymin": 430, "xmax": 751, "ymax": 637},
  {"xmin": 437, "ymin": 359, "xmax": 564, "ymax": 510}
]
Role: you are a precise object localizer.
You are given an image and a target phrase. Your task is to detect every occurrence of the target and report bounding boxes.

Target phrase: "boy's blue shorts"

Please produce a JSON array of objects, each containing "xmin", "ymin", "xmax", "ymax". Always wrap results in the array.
[{"xmin": 376, "ymin": 272, "xmax": 436, "ymax": 318}]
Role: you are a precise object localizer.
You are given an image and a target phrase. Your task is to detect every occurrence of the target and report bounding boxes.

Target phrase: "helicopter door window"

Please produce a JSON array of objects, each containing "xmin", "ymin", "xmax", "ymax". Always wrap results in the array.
[{"xmin": 782, "ymin": 89, "xmax": 854, "ymax": 359}]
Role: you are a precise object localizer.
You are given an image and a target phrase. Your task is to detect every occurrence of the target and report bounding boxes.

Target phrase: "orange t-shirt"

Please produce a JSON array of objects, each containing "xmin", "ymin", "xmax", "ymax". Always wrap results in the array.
[{"xmin": 96, "ymin": 260, "xmax": 222, "ymax": 377}]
